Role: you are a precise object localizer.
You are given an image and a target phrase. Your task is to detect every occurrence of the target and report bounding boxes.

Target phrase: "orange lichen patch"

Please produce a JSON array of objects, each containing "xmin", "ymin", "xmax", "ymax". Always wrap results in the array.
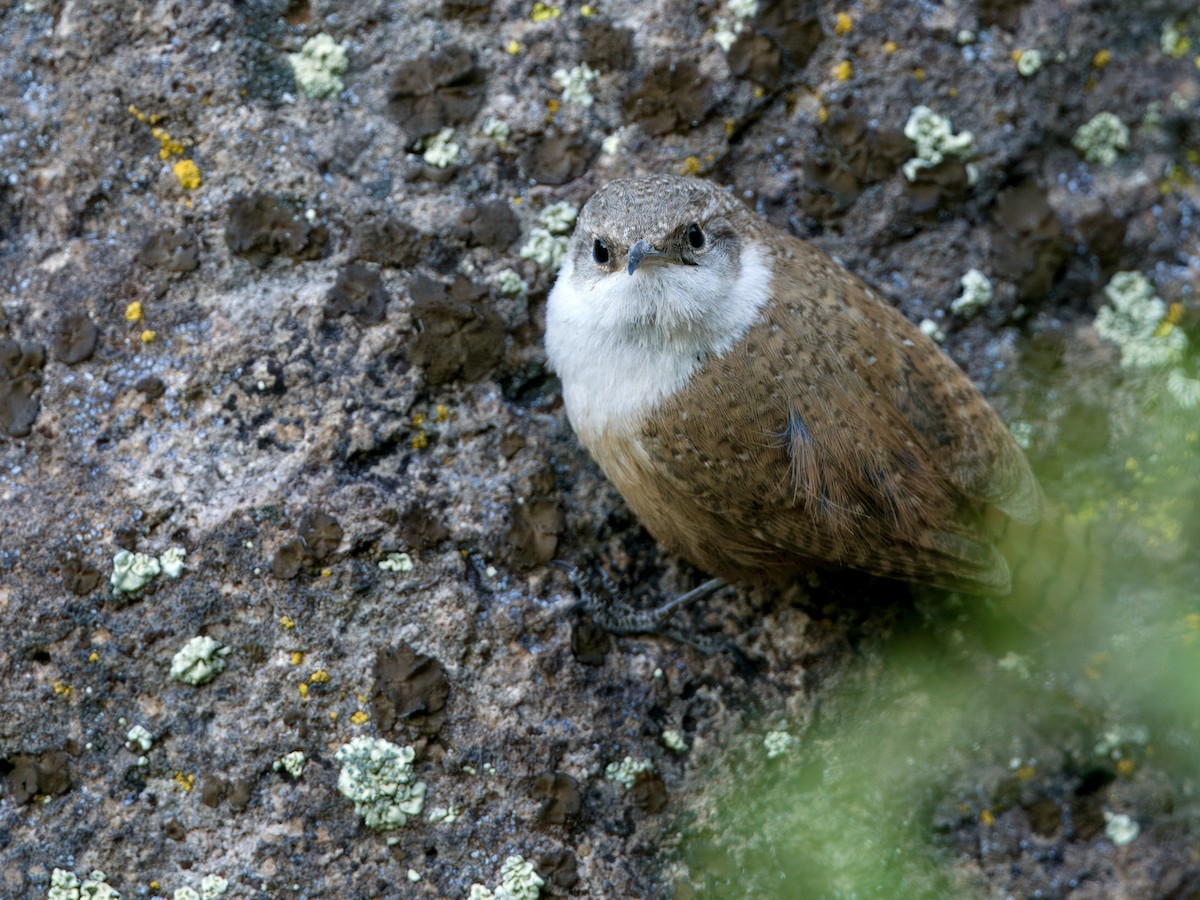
[
  {"xmin": 350, "ymin": 710, "xmax": 369, "ymax": 725},
  {"xmin": 834, "ymin": 12, "xmax": 852, "ymax": 35},
  {"xmin": 174, "ymin": 772, "xmax": 195, "ymax": 792},
  {"xmin": 1092, "ymin": 49, "xmax": 1111, "ymax": 68},
  {"xmin": 125, "ymin": 301, "xmax": 144, "ymax": 322}
]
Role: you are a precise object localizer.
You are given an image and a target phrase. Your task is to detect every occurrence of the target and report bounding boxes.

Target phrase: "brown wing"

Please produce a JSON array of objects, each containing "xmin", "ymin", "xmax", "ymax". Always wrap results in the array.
[{"xmin": 639, "ymin": 240, "xmax": 1042, "ymax": 594}]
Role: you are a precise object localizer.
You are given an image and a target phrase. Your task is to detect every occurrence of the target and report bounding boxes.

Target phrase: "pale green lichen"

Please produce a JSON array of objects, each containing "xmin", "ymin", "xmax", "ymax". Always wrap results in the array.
[
  {"xmin": 1104, "ymin": 811, "xmax": 1140, "ymax": 845},
  {"xmin": 422, "ymin": 128, "xmax": 460, "ymax": 168},
  {"xmin": 601, "ymin": 128, "xmax": 624, "ymax": 155},
  {"xmin": 1016, "ymin": 49, "xmax": 1043, "ymax": 77},
  {"xmin": 110, "ymin": 550, "xmax": 160, "ymax": 594},
  {"xmin": 274, "ymin": 750, "xmax": 307, "ymax": 779},
  {"xmin": 482, "ymin": 116, "xmax": 511, "ymax": 146},
  {"xmin": 428, "ymin": 803, "xmax": 462, "ymax": 823},
  {"xmin": 763, "ymin": 729, "xmax": 796, "ymax": 759},
  {"xmin": 159, "ymin": 547, "xmax": 186, "ymax": 579},
  {"xmin": 951, "ymin": 269, "xmax": 993, "ymax": 317},
  {"xmin": 48, "ymin": 870, "xmax": 121, "ymax": 900},
  {"xmin": 553, "ymin": 63, "xmax": 599, "ymax": 107},
  {"xmin": 919, "ymin": 318, "xmax": 945, "ymax": 343},
  {"xmin": 287, "ymin": 34, "xmax": 348, "ymax": 100},
  {"xmin": 661, "ymin": 729, "xmax": 688, "ymax": 753},
  {"xmin": 1072, "ymin": 112, "xmax": 1129, "ymax": 166},
  {"xmin": 1094, "ymin": 271, "xmax": 1186, "ymax": 369},
  {"xmin": 169, "ymin": 636, "xmax": 228, "ymax": 685},
  {"xmin": 378, "ymin": 551, "xmax": 415, "ymax": 573},
  {"xmin": 335, "ymin": 736, "xmax": 427, "ymax": 830},
  {"xmin": 469, "ymin": 855, "xmax": 545, "ymax": 900},
  {"xmin": 519, "ymin": 202, "xmax": 578, "ymax": 271},
  {"xmin": 199, "ymin": 876, "xmax": 228, "ymax": 900},
  {"xmin": 1167, "ymin": 369, "xmax": 1200, "ymax": 409},
  {"xmin": 125, "ymin": 724, "xmax": 154, "ymax": 753},
  {"xmin": 729, "ymin": 0, "xmax": 757, "ymax": 18},
  {"xmin": 1161, "ymin": 22, "xmax": 1191, "ymax": 59},
  {"xmin": 174, "ymin": 890, "xmax": 199, "ymax": 900},
  {"xmin": 604, "ymin": 756, "xmax": 654, "ymax": 789},
  {"xmin": 902, "ymin": 106, "xmax": 978, "ymax": 184},
  {"xmin": 495, "ymin": 268, "xmax": 529, "ymax": 297}
]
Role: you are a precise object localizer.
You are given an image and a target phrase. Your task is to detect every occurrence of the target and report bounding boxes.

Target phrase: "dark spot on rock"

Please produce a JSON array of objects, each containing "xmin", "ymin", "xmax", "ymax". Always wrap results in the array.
[
  {"xmin": 350, "ymin": 212, "xmax": 425, "ymax": 268},
  {"xmin": 386, "ymin": 46, "xmax": 485, "ymax": 141},
  {"xmin": 0, "ymin": 340, "xmax": 46, "ymax": 437},
  {"xmin": 582, "ymin": 20, "xmax": 634, "ymax": 70},
  {"xmin": 977, "ymin": 0, "xmax": 1028, "ymax": 29},
  {"xmin": 904, "ymin": 158, "xmax": 971, "ymax": 214},
  {"xmin": 990, "ymin": 180, "xmax": 1069, "ymax": 303},
  {"xmin": 272, "ymin": 539, "xmax": 305, "ymax": 580},
  {"xmin": 727, "ymin": 33, "xmax": 782, "ymax": 85},
  {"xmin": 225, "ymin": 193, "xmax": 327, "ymax": 268},
  {"xmin": 1026, "ymin": 796, "xmax": 1061, "ymax": 837},
  {"xmin": 442, "ymin": 0, "xmax": 491, "ymax": 20},
  {"xmin": 533, "ymin": 772, "xmax": 582, "ymax": 825},
  {"xmin": 519, "ymin": 129, "xmax": 599, "ymax": 186},
  {"xmin": 3, "ymin": 750, "xmax": 71, "ymax": 803},
  {"xmin": 226, "ymin": 778, "xmax": 253, "ymax": 811},
  {"xmin": 283, "ymin": 0, "xmax": 310, "ymax": 25},
  {"xmin": 505, "ymin": 497, "xmax": 563, "ymax": 569},
  {"xmin": 631, "ymin": 769, "xmax": 667, "ymax": 813},
  {"xmin": 51, "ymin": 313, "xmax": 98, "ymax": 365},
  {"xmin": 298, "ymin": 509, "xmax": 342, "ymax": 561},
  {"xmin": 325, "ymin": 265, "xmax": 390, "ymax": 325},
  {"xmin": 137, "ymin": 226, "xmax": 201, "ymax": 272},
  {"xmin": 571, "ymin": 616, "xmax": 610, "ymax": 666},
  {"xmin": 804, "ymin": 109, "xmax": 910, "ymax": 210},
  {"xmin": 409, "ymin": 273, "xmax": 505, "ymax": 386},
  {"xmin": 200, "ymin": 774, "xmax": 226, "ymax": 808},
  {"xmin": 399, "ymin": 504, "xmax": 450, "ymax": 550},
  {"xmin": 1069, "ymin": 794, "xmax": 1105, "ymax": 841},
  {"xmin": 499, "ymin": 432, "xmax": 526, "ymax": 459},
  {"xmin": 372, "ymin": 643, "xmax": 451, "ymax": 732},
  {"xmin": 624, "ymin": 61, "xmax": 713, "ymax": 137},
  {"xmin": 165, "ymin": 819, "xmax": 188, "ymax": 840},
  {"xmin": 456, "ymin": 200, "xmax": 518, "ymax": 250},
  {"xmin": 62, "ymin": 557, "xmax": 101, "ymax": 595},
  {"xmin": 1076, "ymin": 206, "xmax": 1125, "ymax": 271},
  {"xmin": 136, "ymin": 375, "xmax": 166, "ymax": 400},
  {"xmin": 537, "ymin": 849, "xmax": 580, "ymax": 894}
]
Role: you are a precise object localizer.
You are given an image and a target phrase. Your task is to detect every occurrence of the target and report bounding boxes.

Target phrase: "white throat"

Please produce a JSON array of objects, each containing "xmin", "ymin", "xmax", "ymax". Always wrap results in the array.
[{"xmin": 545, "ymin": 241, "xmax": 772, "ymax": 442}]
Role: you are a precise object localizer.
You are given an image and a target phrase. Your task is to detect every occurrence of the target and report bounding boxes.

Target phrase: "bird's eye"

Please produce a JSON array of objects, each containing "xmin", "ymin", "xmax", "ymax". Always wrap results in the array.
[
  {"xmin": 593, "ymin": 239, "xmax": 610, "ymax": 265},
  {"xmin": 687, "ymin": 223, "xmax": 705, "ymax": 250}
]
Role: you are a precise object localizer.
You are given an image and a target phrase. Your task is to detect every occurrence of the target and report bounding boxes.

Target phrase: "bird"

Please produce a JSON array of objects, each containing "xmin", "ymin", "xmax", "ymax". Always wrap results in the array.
[{"xmin": 544, "ymin": 174, "xmax": 1044, "ymax": 611}]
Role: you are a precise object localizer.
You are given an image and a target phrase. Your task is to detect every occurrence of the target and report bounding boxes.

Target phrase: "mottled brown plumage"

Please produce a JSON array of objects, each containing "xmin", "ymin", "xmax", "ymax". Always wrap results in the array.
[{"xmin": 546, "ymin": 175, "xmax": 1042, "ymax": 596}]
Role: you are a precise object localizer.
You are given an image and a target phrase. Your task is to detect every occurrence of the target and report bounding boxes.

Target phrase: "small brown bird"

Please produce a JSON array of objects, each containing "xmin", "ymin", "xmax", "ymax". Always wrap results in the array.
[{"xmin": 545, "ymin": 175, "xmax": 1043, "ymax": 601}]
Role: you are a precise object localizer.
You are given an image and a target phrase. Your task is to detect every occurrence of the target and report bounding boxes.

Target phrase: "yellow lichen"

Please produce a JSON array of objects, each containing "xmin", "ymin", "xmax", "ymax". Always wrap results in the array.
[
  {"xmin": 680, "ymin": 156, "xmax": 701, "ymax": 176},
  {"xmin": 506, "ymin": 40, "xmax": 522, "ymax": 56},
  {"xmin": 834, "ymin": 60, "xmax": 853, "ymax": 81},
  {"xmin": 412, "ymin": 431, "xmax": 429, "ymax": 450},
  {"xmin": 172, "ymin": 159, "xmax": 201, "ymax": 190},
  {"xmin": 140, "ymin": 330, "xmax": 157, "ymax": 344},
  {"xmin": 350, "ymin": 710, "xmax": 369, "ymax": 725},
  {"xmin": 299, "ymin": 683, "xmax": 309, "ymax": 700},
  {"xmin": 280, "ymin": 615, "xmax": 296, "ymax": 629},
  {"xmin": 834, "ymin": 12, "xmax": 852, "ymax": 35},
  {"xmin": 174, "ymin": 772, "xmax": 195, "ymax": 792},
  {"xmin": 1116, "ymin": 758, "xmax": 1136, "ymax": 777},
  {"xmin": 911, "ymin": 67, "xmax": 926, "ymax": 82},
  {"xmin": 980, "ymin": 809, "xmax": 995, "ymax": 826},
  {"xmin": 531, "ymin": 1, "xmax": 560, "ymax": 21},
  {"xmin": 883, "ymin": 40, "xmax": 898, "ymax": 54},
  {"xmin": 329, "ymin": 711, "xmax": 339, "ymax": 721},
  {"xmin": 320, "ymin": 568, "xmax": 332, "ymax": 578},
  {"xmin": 580, "ymin": 4, "xmax": 596, "ymax": 15},
  {"xmin": 125, "ymin": 301, "xmax": 143, "ymax": 322},
  {"xmin": 291, "ymin": 651, "xmax": 303, "ymax": 665},
  {"xmin": 435, "ymin": 403, "xmax": 449, "ymax": 422},
  {"xmin": 817, "ymin": 106, "xmax": 829, "ymax": 123},
  {"xmin": 53, "ymin": 680, "xmax": 72, "ymax": 697},
  {"xmin": 310, "ymin": 669, "xmax": 330, "ymax": 684},
  {"xmin": 1016, "ymin": 764, "xmax": 1035, "ymax": 781},
  {"xmin": 1092, "ymin": 48, "xmax": 1111, "ymax": 68},
  {"xmin": 88, "ymin": 651, "xmax": 100, "ymax": 663}
]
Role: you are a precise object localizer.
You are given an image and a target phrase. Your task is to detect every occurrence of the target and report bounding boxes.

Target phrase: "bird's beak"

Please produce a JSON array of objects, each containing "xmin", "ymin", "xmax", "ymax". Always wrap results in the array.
[{"xmin": 627, "ymin": 239, "xmax": 658, "ymax": 276}]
